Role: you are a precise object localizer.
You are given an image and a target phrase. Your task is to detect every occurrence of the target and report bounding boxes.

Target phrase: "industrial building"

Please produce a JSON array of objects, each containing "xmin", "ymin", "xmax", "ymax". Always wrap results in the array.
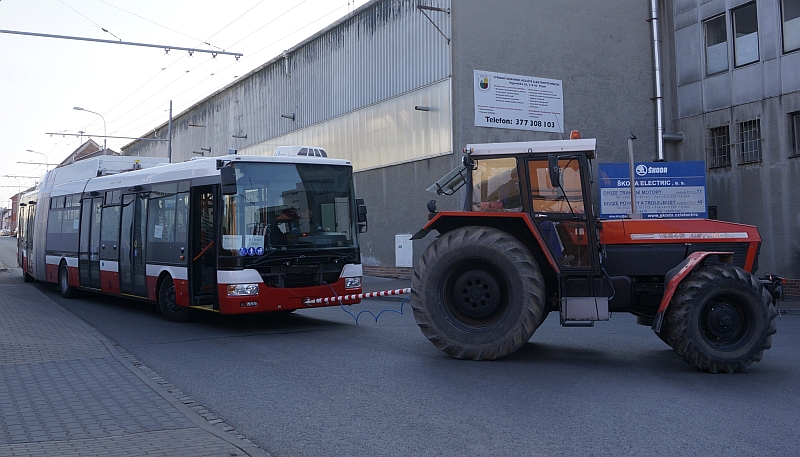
[{"xmin": 121, "ymin": 0, "xmax": 800, "ymax": 294}]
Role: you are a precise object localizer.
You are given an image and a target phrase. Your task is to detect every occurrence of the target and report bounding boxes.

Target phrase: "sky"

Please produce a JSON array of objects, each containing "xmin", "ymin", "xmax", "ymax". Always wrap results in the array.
[{"xmin": 0, "ymin": 0, "xmax": 371, "ymax": 205}]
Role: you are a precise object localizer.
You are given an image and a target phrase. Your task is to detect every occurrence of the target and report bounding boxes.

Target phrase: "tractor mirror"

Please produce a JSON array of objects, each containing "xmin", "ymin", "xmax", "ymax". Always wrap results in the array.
[
  {"xmin": 548, "ymin": 155, "xmax": 561, "ymax": 188},
  {"xmin": 220, "ymin": 166, "xmax": 237, "ymax": 195}
]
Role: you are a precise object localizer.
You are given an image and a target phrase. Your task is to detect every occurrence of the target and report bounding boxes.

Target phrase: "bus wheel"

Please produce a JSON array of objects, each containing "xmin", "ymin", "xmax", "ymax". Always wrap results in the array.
[
  {"xmin": 23, "ymin": 269, "xmax": 34, "ymax": 283},
  {"xmin": 58, "ymin": 262, "xmax": 76, "ymax": 298},
  {"xmin": 158, "ymin": 277, "xmax": 192, "ymax": 322}
]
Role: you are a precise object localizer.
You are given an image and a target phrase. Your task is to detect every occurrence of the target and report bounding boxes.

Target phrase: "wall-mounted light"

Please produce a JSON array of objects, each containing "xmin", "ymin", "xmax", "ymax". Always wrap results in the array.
[
  {"xmin": 189, "ymin": 124, "xmax": 205, "ymax": 128},
  {"xmin": 201, "ymin": 147, "xmax": 211, "ymax": 153},
  {"xmin": 415, "ymin": 106, "xmax": 431, "ymax": 111},
  {"xmin": 280, "ymin": 113, "xmax": 295, "ymax": 121},
  {"xmin": 232, "ymin": 134, "xmax": 247, "ymax": 139}
]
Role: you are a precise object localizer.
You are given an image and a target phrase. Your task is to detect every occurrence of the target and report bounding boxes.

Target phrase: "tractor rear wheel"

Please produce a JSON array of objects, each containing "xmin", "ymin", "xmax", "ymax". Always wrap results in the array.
[
  {"xmin": 663, "ymin": 263, "xmax": 777, "ymax": 373},
  {"xmin": 411, "ymin": 226, "xmax": 546, "ymax": 360}
]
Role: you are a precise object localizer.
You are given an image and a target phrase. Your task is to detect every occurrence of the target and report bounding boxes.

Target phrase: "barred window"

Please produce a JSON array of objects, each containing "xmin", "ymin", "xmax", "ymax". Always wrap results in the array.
[
  {"xmin": 708, "ymin": 125, "xmax": 731, "ymax": 168},
  {"xmin": 737, "ymin": 119, "xmax": 762, "ymax": 164},
  {"xmin": 791, "ymin": 112, "xmax": 800, "ymax": 157}
]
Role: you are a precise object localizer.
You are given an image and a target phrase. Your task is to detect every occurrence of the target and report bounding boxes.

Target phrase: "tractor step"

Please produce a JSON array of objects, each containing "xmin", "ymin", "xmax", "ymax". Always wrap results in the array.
[{"xmin": 561, "ymin": 320, "xmax": 595, "ymax": 328}]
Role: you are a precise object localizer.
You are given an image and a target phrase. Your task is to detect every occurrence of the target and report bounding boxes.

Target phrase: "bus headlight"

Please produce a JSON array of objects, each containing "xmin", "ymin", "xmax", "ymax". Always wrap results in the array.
[
  {"xmin": 227, "ymin": 284, "xmax": 260, "ymax": 296},
  {"xmin": 344, "ymin": 277, "xmax": 361, "ymax": 289}
]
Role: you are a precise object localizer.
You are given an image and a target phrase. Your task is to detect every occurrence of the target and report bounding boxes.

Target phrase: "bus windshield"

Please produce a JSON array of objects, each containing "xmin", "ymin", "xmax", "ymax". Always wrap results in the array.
[{"xmin": 221, "ymin": 162, "xmax": 358, "ymax": 256}]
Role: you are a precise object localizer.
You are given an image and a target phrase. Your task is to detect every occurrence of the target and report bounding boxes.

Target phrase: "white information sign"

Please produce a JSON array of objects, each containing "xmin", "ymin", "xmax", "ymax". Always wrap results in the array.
[
  {"xmin": 474, "ymin": 70, "xmax": 564, "ymax": 133},
  {"xmin": 244, "ymin": 235, "xmax": 265, "ymax": 249},
  {"xmin": 222, "ymin": 235, "xmax": 242, "ymax": 250}
]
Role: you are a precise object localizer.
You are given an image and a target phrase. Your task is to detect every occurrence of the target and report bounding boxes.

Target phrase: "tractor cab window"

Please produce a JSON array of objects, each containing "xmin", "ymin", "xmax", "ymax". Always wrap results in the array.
[
  {"xmin": 472, "ymin": 158, "xmax": 522, "ymax": 212},
  {"xmin": 528, "ymin": 158, "xmax": 585, "ymax": 214},
  {"xmin": 528, "ymin": 157, "xmax": 592, "ymax": 269}
]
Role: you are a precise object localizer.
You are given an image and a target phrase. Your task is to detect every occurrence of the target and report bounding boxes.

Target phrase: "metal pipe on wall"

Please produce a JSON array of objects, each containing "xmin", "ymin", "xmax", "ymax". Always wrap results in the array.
[{"xmin": 650, "ymin": 0, "xmax": 665, "ymax": 161}]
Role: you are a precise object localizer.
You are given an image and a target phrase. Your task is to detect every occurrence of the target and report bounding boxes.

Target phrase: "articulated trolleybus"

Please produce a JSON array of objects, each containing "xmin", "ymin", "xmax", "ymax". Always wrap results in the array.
[{"xmin": 18, "ymin": 153, "xmax": 367, "ymax": 321}]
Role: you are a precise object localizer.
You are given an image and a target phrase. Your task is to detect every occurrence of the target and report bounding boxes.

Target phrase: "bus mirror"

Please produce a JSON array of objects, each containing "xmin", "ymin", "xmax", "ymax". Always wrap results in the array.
[
  {"xmin": 220, "ymin": 166, "xmax": 237, "ymax": 195},
  {"xmin": 548, "ymin": 155, "xmax": 561, "ymax": 188},
  {"xmin": 356, "ymin": 198, "xmax": 368, "ymax": 232}
]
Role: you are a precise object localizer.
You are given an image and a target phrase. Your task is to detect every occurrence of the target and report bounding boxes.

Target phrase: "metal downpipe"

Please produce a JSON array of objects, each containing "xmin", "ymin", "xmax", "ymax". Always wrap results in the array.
[{"xmin": 650, "ymin": 0, "xmax": 665, "ymax": 161}]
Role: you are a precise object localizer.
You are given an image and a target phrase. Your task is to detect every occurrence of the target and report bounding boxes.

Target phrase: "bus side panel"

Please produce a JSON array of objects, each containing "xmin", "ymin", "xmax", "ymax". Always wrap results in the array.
[
  {"xmin": 68, "ymin": 262, "xmax": 79, "ymax": 289},
  {"xmin": 100, "ymin": 271, "xmax": 120, "ymax": 294},
  {"xmin": 45, "ymin": 262, "xmax": 58, "ymax": 283},
  {"xmin": 144, "ymin": 265, "xmax": 189, "ymax": 304},
  {"xmin": 146, "ymin": 275, "xmax": 158, "ymax": 302},
  {"xmin": 174, "ymin": 279, "xmax": 190, "ymax": 307}
]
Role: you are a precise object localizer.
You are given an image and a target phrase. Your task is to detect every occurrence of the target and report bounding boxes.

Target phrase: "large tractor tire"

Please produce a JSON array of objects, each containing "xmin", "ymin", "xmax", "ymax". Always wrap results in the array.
[
  {"xmin": 663, "ymin": 263, "xmax": 777, "ymax": 373},
  {"xmin": 411, "ymin": 226, "xmax": 546, "ymax": 360}
]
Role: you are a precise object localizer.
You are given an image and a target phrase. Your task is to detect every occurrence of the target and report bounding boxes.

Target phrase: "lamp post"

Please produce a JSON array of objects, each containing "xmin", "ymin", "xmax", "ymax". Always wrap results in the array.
[
  {"xmin": 24, "ymin": 149, "xmax": 51, "ymax": 168},
  {"xmin": 73, "ymin": 107, "xmax": 107, "ymax": 153}
]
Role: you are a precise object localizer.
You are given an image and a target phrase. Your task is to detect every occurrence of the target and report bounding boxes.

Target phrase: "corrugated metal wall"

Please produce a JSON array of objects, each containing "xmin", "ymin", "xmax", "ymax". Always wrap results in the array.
[
  {"xmin": 242, "ymin": 79, "xmax": 452, "ymax": 171},
  {"xmin": 123, "ymin": 0, "xmax": 452, "ymax": 163}
]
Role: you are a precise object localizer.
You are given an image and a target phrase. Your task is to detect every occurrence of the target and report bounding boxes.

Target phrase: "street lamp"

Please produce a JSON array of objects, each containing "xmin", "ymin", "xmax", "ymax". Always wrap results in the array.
[
  {"xmin": 24, "ymin": 149, "xmax": 51, "ymax": 168},
  {"xmin": 73, "ymin": 106, "xmax": 107, "ymax": 153}
]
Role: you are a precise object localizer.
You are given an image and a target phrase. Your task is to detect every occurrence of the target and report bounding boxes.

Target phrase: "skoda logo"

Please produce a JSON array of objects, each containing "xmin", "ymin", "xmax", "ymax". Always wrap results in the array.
[{"xmin": 635, "ymin": 164, "xmax": 648, "ymax": 176}]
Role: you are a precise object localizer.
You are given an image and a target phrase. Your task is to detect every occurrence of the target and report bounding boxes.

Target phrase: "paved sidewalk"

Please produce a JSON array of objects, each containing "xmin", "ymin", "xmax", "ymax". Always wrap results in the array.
[{"xmin": 0, "ymin": 262, "xmax": 269, "ymax": 457}]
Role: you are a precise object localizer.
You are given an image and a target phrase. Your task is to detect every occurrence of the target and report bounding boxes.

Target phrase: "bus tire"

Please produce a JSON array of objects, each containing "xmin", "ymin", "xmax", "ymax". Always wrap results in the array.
[
  {"xmin": 23, "ymin": 269, "xmax": 34, "ymax": 283},
  {"xmin": 58, "ymin": 262, "xmax": 76, "ymax": 298},
  {"xmin": 158, "ymin": 276, "xmax": 192, "ymax": 322},
  {"xmin": 411, "ymin": 226, "xmax": 546, "ymax": 360},
  {"xmin": 664, "ymin": 263, "xmax": 777, "ymax": 373}
]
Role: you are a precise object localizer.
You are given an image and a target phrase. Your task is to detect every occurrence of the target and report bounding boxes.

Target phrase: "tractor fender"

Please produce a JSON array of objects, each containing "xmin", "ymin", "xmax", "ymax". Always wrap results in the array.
[
  {"xmin": 411, "ymin": 211, "xmax": 561, "ymax": 274},
  {"xmin": 651, "ymin": 251, "xmax": 734, "ymax": 333}
]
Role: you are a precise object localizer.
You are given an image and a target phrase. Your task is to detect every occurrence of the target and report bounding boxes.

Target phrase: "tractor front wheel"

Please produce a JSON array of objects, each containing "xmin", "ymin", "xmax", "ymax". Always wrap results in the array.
[
  {"xmin": 664, "ymin": 263, "xmax": 777, "ymax": 373},
  {"xmin": 411, "ymin": 226, "xmax": 546, "ymax": 360}
]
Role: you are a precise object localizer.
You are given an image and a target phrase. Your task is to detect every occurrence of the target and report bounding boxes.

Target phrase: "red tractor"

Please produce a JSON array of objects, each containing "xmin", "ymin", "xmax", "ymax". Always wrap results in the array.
[{"xmin": 411, "ymin": 138, "xmax": 777, "ymax": 373}]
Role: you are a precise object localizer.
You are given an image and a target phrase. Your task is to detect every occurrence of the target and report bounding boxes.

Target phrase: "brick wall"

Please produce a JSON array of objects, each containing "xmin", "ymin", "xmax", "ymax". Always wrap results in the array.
[
  {"xmin": 784, "ymin": 279, "xmax": 800, "ymax": 300},
  {"xmin": 363, "ymin": 266, "xmax": 413, "ymax": 280}
]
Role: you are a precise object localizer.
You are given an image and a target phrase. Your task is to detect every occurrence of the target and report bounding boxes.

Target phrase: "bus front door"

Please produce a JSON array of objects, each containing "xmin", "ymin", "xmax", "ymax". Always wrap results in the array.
[
  {"xmin": 120, "ymin": 193, "xmax": 148, "ymax": 297},
  {"xmin": 190, "ymin": 186, "xmax": 217, "ymax": 309}
]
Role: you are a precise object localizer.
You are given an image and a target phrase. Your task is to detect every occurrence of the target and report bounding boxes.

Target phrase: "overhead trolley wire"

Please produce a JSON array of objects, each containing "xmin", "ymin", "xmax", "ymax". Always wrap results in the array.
[
  {"xmin": 98, "ymin": 0, "xmax": 224, "ymax": 51},
  {"xmin": 101, "ymin": 1, "xmax": 269, "ymax": 136},
  {"xmin": 58, "ymin": 0, "xmax": 123, "ymax": 41},
  {"xmin": 104, "ymin": 0, "xmax": 357, "ymax": 141}
]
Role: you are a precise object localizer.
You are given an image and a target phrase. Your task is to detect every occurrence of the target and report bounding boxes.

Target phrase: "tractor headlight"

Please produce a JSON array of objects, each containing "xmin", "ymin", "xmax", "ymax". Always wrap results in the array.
[
  {"xmin": 227, "ymin": 284, "xmax": 260, "ymax": 296},
  {"xmin": 345, "ymin": 277, "xmax": 361, "ymax": 289}
]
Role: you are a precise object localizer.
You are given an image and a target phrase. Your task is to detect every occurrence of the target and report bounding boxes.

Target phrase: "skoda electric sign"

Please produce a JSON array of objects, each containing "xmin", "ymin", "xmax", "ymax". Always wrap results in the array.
[{"xmin": 598, "ymin": 161, "xmax": 707, "ymax": 219}]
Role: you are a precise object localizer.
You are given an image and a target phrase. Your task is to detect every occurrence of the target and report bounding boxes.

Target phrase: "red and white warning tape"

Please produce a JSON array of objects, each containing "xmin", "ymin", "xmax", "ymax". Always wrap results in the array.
[{"xmin": 303, "ymin": 288, "xmax": 411, "ymax": 305}]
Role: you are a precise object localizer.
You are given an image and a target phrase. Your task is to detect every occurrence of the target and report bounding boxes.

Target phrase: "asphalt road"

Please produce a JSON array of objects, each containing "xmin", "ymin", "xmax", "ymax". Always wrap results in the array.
[{"xmin": 2, "ymin": 236, "xmax": 799, "ymax": 457}]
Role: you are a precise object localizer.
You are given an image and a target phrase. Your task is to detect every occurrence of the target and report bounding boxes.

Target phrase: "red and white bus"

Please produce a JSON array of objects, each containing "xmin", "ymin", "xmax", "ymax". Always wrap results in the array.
[{"xmin": 18, "ymin": 153, "xmax": 367, "ymax": 321}]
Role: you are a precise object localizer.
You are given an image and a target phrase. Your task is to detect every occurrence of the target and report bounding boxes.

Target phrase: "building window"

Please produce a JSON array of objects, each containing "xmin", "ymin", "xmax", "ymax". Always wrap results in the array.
[
  {"xmin": 708, "ymin": 125, "xmax": 731, "ymax": 168},
  {"xmin": 737, "ymin": 119, "xmax": 762, "ymax": 164},
  {"xmin": 791, "ymin": 112, "xmax": 800, "ymax": 156},
  {"xmin": 783, "ymin": 0, "xmax": 800, "ymax": 53},
  {"xmin": 705, "ymin": 15, "xmax": 729, "ymax": 75},
  {"xmin": 733, "ymin": 3, "xmax": 760, "ymax": 66}
]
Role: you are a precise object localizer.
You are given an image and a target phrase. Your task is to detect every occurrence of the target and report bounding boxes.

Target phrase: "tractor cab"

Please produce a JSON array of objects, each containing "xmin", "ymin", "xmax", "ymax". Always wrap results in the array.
[
  {"xmin": 464, "ymin": 139, "xmax": 609, "ymax": 325},
  {"xmin": 468, "ymin": 139, "xmax": 599, "ymax": 272}
]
